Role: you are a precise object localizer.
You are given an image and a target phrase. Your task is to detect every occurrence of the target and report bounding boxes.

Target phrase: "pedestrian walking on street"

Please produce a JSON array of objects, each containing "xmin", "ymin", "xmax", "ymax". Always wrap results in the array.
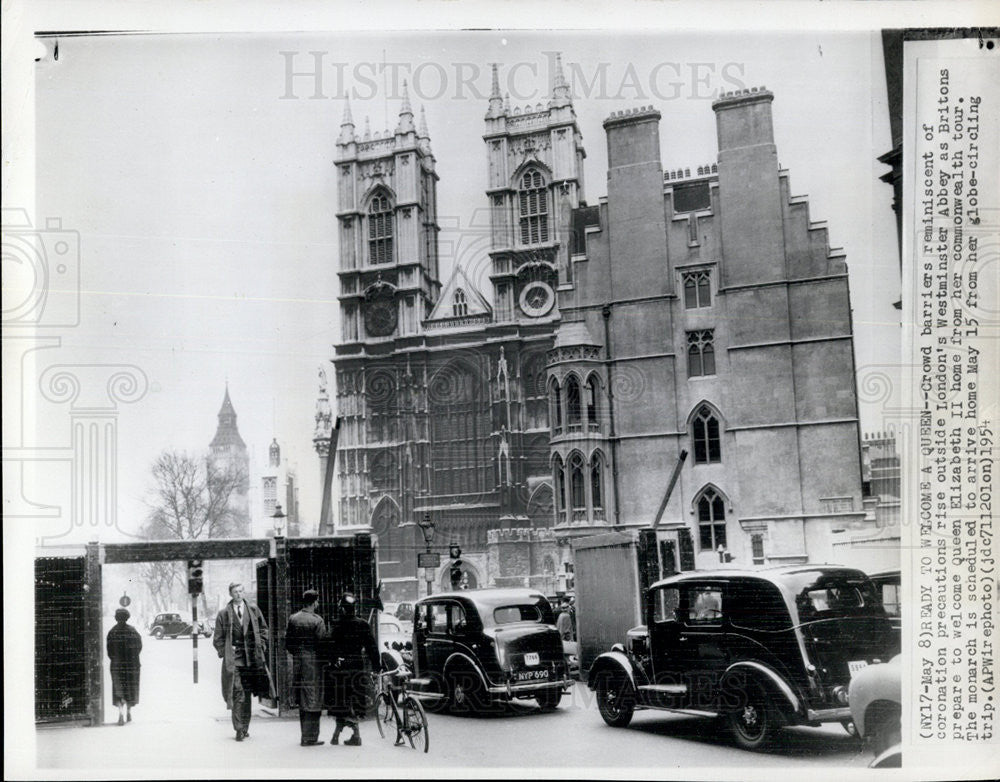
[
  {"xmin": 556, "ymin": 599, "xmax": 575, "ymax": 642},
  {"xmin": 106, "ymin": 608, "xmax": 142, "ymax": 726},
  {"xmin": 213, "ymin": 582, "xmax": 275, "ymax": 742},
  {"xmin": 286, "ymin": 589, "xmax": 327, "ymax": 746},
  {"xmin": 323, "ymin": 592, "xmax": 379, "ymax": 747}
]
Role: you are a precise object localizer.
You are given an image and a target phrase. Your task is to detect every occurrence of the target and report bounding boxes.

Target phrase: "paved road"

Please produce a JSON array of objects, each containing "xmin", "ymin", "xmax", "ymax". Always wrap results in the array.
[{"xmin": 36, "ymin": 636, "xmax": 878, "ymax": 773}]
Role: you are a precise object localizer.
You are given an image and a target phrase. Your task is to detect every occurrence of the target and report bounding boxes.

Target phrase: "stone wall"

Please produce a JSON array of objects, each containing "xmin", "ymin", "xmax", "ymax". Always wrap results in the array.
[{"xmin": 487, "ymin": 527, "xmax": 563, "ymax": 593}]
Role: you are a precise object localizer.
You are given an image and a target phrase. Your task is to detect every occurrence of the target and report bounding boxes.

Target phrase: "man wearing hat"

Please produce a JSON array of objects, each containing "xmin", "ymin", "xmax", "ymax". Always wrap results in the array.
[
  {"xmin": 212, "ymin": 582, "xmax": 274, "ymax": 742},
  {"xmin": 106, "ymin": 608, "xmax": 142, "ymax": 725},
  {"xmin": 286, "ymin": 589, "xmax": 327, "ymax": 746},
  {"xmin": 323, "ymin": 592, "xmax": 379, "ymax": 746}
]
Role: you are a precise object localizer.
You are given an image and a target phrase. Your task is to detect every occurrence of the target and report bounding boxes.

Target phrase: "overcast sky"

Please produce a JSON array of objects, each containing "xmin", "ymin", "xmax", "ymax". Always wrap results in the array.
[{"xmin": 27, "ymin": 29, "xmax": 901, "ymax": 545}]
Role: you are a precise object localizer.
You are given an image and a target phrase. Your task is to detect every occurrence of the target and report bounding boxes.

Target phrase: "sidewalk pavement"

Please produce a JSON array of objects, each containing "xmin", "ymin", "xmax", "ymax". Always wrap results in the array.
[{"xmin": 36, "ymin": 707, "xmax": 437, "ymax": 776}]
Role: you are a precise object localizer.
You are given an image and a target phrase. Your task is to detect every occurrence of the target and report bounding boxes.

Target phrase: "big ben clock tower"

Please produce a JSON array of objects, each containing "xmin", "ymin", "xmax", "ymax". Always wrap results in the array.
[{"xmin": 334, "ymin": 84, "xmax": 440, "ymax": 346}]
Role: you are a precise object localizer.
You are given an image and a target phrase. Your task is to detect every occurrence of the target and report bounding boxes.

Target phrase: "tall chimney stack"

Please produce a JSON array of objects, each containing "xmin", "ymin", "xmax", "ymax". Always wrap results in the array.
[
  {"xmin": 603, "ymin": 107, "xmax": 667, "ymax": 300},
  {"xmin": 713, "ymin": 87, "xmax": 783, "ymax": 286}
]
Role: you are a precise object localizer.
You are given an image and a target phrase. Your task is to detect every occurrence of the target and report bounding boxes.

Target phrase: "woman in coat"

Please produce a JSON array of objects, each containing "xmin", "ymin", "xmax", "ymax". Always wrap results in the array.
[
  {"xmin": 323, "ymin": 593, "xmax": 379, "ymax": 746},
  {"xmin": 106, "ymin": 608, "xmax": 142, "ymax": 725}
]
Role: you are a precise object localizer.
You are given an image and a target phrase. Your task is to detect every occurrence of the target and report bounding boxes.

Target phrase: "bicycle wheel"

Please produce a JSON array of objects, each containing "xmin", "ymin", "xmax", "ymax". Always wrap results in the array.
[
  {"xmin": 400, "ymin": 695, "xmax": 429, "ymax": 753},
  {"xmin": 374, "ymin": 692, "xmax": 394, "ymax": 741}
]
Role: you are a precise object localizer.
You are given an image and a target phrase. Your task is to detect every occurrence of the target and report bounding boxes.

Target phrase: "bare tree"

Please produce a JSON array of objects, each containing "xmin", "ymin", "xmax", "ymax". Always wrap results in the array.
[
  {"xmin": 139, "ymin": 561, "xmax": 183, "ymax": 613},
  {"xmin": 142, "ymin": 451, "xmax": 247, "ymax": 541},
  {"xmin": 136, "ymin": 451, "xmax": 248, "ymax": 610}
]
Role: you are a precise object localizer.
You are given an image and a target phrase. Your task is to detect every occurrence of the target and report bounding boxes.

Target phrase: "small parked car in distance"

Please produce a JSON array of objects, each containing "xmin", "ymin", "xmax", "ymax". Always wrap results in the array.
[
  {"xmin": 394, "ymin": 601, "xmax": 415, "ymax": 622},
  {"xmin": 407, "ymin": 588, "xmax": 572, "ymax": 713},
  {"xmin": 849, "ymin": 654, "xmax": 901, "ymax": 767},
  {"xmin": 588, "ymin": 565, "xmax": 896, "ymax": 750},
  {"xmin": 148, "ymin": 612, "xmax": 210, "ymax": 639}
]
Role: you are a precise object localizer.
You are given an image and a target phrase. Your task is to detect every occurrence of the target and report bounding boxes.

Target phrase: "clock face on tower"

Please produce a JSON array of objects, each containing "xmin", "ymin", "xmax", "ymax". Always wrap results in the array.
[
  {"xmin": 518, "ymin": 281, "xmax": 555, "ymax": 318},
  {"xmin": 364, "ymin": 298, "xmax": 397, "ymax": 337}
]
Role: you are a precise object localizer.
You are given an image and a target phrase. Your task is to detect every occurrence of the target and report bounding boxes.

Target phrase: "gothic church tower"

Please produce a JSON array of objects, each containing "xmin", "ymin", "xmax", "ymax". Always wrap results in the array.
[
  {"xmin": 335, "ymin": 84, "xmax": 440, "ymax": 345},
  {"xmin": 483, "ymin": 56, "xmax": 586, "ymax": 323}
]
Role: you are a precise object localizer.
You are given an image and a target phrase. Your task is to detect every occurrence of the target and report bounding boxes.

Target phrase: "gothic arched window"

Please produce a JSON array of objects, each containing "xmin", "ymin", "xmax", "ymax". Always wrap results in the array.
[
  {"xmin": 590, "ymin": 451, "xmax": 604, "ymax": 511},
  {"xmin": 687, "ymin": 330, "xmax": 716, "ymax": 377},
  {"xmin": 429, "ymin": 364, "xmax": 493, "ymax": 497},
  {"xmin": 692, "ymin": 405, "xmax": 722, "ymax": 463},
  {"xmin": 550, "ymin": 379, "xmax": 563, "ymax": 435},
  {"xmin": 522, "ymin": 352, "xmax": 547, "ymax": 431},
  {"xmin": 569, "ymin": 452, "xmax": 586, "ymax": 511},
  {"xmin": 518, "ymin": 168, "xmax": 549, "ymax": 245},
  {"xmin": 565, "ymin": 376, "xmax": 581, "ymax": 430},
  {"xmin": 696, "ymin": 487, "xmax": 727, "ymax": 551},
  {"xmin": 368, "ymin": 193, "xmax": 394, "ymax": 265},
  {"xmin": 586, "ymin": 376, "xmax": 600, "ymax": 431},
  {"xmin": 553, "ymin": 455, "xmax": 566, "ymax": 513},
  {"xmin": 453, "ymin": 288, "xmax": 468, "ymax": 317}
]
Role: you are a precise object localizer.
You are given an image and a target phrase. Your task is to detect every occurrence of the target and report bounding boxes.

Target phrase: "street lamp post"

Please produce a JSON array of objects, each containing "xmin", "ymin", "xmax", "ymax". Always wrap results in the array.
[
  {"xmin": 272, "ymin": 503, "xmax": 287, "ymax": 538},
  {"xmin": 417, "ymin": 513, "xmax": 435, "ymax": 597}
]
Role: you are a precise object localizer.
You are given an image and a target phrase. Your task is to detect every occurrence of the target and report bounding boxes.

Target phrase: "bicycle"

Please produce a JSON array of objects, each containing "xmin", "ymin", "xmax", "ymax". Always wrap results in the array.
[{"xmin": 373, "ymin": 666, "xmax": 429, "ymax": 752}]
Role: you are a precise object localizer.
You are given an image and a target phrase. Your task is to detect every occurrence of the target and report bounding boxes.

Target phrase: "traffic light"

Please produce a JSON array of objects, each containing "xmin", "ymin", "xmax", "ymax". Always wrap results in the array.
[
  {"xmin": 449, "ymin": 542, "xmax": 463, "ymax": 589},
  {"xmin": 187, "ymin": 559, "xmax": 204, "ymax": 596}
]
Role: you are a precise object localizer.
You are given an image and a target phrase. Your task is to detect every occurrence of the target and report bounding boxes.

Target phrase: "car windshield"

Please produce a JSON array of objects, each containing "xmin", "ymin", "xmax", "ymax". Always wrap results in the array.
[
  {"xmin": 493, "ymin": 603, "xmax": 546, "ymax": 624},
  {"xmin": 380, "ymin": 620, "xmax": 401, "ymax": 634},
  {"xmin": 786, "ymin": 571, "xmax": 882, "ymax": 620}
]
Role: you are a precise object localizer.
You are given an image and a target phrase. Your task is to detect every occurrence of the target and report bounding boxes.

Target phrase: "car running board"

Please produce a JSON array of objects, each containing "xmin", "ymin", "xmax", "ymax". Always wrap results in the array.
[
  {"xmin": 404, "ymin": 678, "xmax": 446, "ymax": 700},
  {"xmin": 637, "ymin": 684, "xmax": 688, "ymax": 694}
]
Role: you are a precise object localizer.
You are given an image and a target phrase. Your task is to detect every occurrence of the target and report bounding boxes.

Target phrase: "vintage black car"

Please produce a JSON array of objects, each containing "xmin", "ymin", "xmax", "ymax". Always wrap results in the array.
[
  {"xmin": 148, "ymin": 612, "xmax": 210, "ymax": 640},
  {"xmin": 407, "ymin": 588, "xmax": 572, "ymax": 712},
  {"xmin": 588, "ymin": 566, "xmax": 896, "ymax": 750}
]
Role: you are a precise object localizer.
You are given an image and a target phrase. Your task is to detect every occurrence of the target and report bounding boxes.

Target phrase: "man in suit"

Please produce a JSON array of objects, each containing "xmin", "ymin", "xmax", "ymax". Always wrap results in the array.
[
  {"xmin": 286, "ymin": 589, "xmax": 326, "ymax": 746},
  {"xmin": 213, "ymin": 582, "xmax": 274, "ymax": 741}
]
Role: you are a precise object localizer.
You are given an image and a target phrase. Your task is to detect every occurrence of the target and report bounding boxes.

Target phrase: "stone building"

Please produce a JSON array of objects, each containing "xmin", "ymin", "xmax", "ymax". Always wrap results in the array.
[
  {"xmin": 258, "ymin": 437, "xmax": 300, "ymax": 538},
  {"xmin": 319, "ymin": 63, "xmax": 872, "ymax": 597},
  {"xmin": 552, "ymin": 89, "xmax": 869, "ymax": 571}
]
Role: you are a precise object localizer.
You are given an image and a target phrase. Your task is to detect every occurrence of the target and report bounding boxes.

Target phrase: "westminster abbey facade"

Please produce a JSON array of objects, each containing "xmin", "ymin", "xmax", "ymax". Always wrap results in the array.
[{"xmin": 317, "ymin": 60, "xmax": 873, "ymax": 601}]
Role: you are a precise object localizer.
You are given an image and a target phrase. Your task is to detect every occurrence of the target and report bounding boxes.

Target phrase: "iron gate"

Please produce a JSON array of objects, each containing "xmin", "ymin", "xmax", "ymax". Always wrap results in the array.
[{"xmin": 35, "ymin": 557, "xmax": 89, "ymax": 722}]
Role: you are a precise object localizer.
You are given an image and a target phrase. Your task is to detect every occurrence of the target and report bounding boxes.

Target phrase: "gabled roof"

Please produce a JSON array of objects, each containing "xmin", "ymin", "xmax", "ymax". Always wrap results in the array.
[{"xmin": 426, "ymin": 265, "xmax": 491, "ymax": 322}]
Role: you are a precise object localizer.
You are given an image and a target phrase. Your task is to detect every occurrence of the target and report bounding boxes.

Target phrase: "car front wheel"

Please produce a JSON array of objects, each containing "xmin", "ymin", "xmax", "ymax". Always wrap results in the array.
[
  {"xmin": 152, "ymin": 627, "xmax": 164, "ymax": 640},
  {"xmin": 868, "ymin": 704, "xmax": 902, "ymax": 756},
  {"xmin": 727, "ymin": 683, "xmax": 775, "ymax": 750},
  {"xmin": 595, "ymin": 672, "xmax": 635, "ymax": 728}
]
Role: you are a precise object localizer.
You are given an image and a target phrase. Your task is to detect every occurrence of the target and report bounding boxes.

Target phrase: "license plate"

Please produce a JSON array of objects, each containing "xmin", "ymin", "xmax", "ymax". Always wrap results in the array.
[
  {"xmin": 848, "ymin": 659, "xmax": 869, "ymax": 675},
  {"xmin": 513, "ymin": 669, "xmax": 550, "ymax": 682},
  {"xmin": 524, "ymin": 652, "xmax": 540, "ymax": 666}
]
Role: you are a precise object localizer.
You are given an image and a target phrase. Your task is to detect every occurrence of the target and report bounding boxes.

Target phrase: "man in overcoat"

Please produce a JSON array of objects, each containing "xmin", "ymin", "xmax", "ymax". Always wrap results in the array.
[
  {"xmin": 286, "ymin": 589, "xmax": 327, "ymax": 746},
  {"xmin": 323, "ymin": 592, "xmax": 379, "ymax": 746},
  {"xmin": 212, "ymin": 582, "xmax": 275, "ymax": 741},
  {"xmin": 106, "ymin": 608, "xmax": 142, "ymax": 725}
]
